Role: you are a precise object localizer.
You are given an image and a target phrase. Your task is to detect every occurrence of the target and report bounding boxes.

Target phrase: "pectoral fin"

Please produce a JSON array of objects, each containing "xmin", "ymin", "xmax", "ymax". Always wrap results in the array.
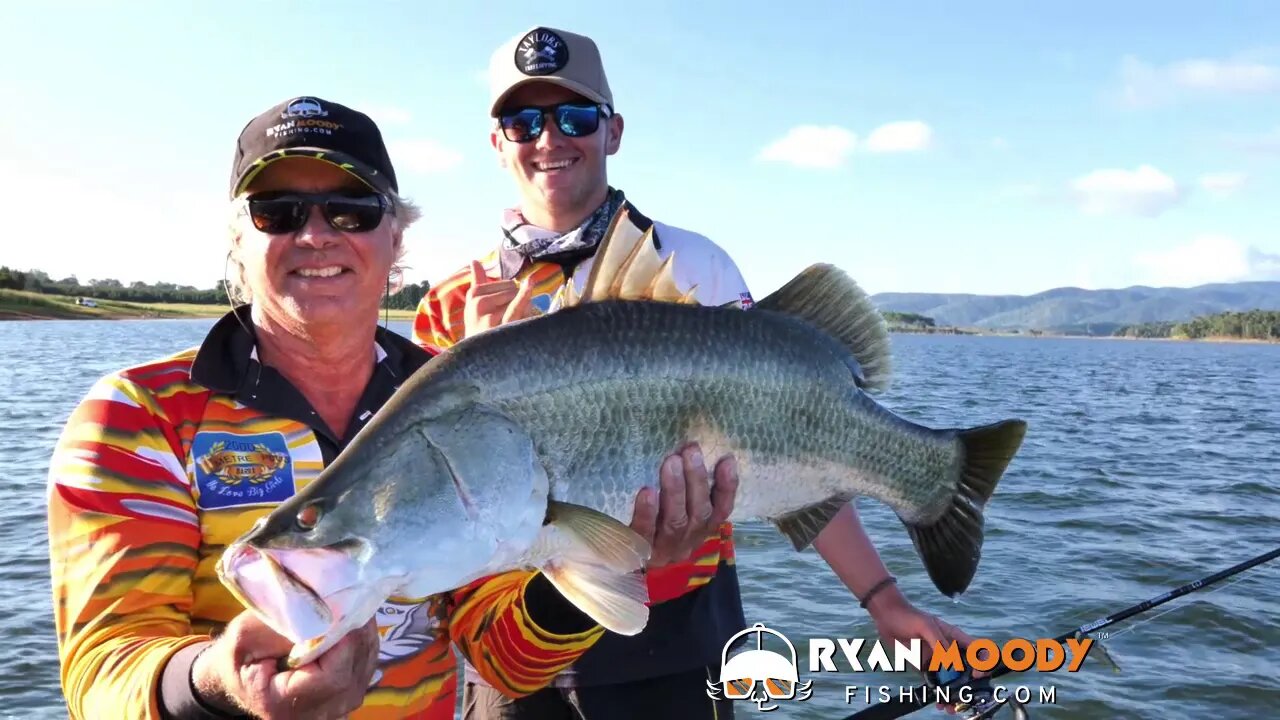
[
  {"xmin": 541, "ymin": 558, "xmax": 650, "ymax": 636},
  {"xmin": 528, "ymin": 501, "xmax": 653, "ymax": 635},
  {"xmin": 541, "ymin": 500, "xmax": 650, "ymax": 571}
]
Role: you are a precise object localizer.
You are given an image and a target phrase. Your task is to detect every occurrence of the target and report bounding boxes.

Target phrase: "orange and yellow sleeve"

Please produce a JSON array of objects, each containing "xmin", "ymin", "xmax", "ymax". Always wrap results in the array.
[
  {"xmin": 47, "ymin": 373, "xmax": 206, "ymax": 720},
  {"xmin": 411, "ymin": 268, "xmax": 474, "ymax": 354},
  {"xmin": 410, "ymin": 290, "xmax": 456, "ymax": 354},
  {"xmin": 446, "ymin": 571, "xmax": 604, "ymax": 697}
]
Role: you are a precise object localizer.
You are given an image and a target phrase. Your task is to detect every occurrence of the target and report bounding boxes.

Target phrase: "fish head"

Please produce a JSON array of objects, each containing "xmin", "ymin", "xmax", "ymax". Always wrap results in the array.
[
  {"xmin": 216, "ymin": 381, "xmax": 550, "ymax": 666},
  {"xmin": 215, "ymin": 419, "xmax": 463, "ymax": 667}
]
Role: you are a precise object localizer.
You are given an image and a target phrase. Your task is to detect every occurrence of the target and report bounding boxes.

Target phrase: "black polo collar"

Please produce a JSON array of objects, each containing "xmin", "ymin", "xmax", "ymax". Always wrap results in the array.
[{"xmin": 190, "ymin": 304, "xmax": 432, "ymax": 452}]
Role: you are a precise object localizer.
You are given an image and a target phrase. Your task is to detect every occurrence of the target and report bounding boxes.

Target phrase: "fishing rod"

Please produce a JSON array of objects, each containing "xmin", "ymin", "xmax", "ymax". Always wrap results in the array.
[{"xmin": 838, "ymin": 544, "xmax": 1280, "ymax": 720}]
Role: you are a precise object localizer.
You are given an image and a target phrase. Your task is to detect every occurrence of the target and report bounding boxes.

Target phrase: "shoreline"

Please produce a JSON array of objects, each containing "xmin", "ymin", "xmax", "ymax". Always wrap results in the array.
[
  {"xmin": 888, "ymin": 327, "xmax": 1278, "ymax": 345},
  {"xmin": 0, "ymin": 308, "xmax": 419, "ymax": 322},
  {"xmin": 0, "ymin": 291, "xmax": 418, "ymax": 322},
  {"xmin": 0, "ymin": 308, "xmax": 226, "ymax": 321}
]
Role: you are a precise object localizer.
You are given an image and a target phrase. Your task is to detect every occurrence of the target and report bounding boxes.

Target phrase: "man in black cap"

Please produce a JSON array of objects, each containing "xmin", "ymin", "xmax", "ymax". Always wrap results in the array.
[{"xmin": 50, "ymin": 94, "xmax": 709, "ymax": 720}]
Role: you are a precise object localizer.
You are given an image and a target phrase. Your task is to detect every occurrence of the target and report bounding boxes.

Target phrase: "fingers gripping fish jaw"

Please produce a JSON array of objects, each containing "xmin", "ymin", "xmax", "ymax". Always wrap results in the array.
[
  {"xmin": 216, "ymin": 544, "xmax": 331, "ymax": 643},
  {"xmin": 217, "ymin": 539, "xmax": 390, "ymax": 668},
  {"xmin": 283, "ymin": 581, "xmax": 394, "ymax": 668}
]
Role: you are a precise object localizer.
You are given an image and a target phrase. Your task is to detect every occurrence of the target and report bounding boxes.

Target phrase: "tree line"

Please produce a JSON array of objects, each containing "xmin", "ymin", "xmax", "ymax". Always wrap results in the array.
[
  {"xmin": 0, "ymin": 266, "xmax": 430, "ymax": 311},
  {"xmin": 1115, "ymin": 310, "xmax": 1280, "ymax": 341},
  {"xmin": 882, "ymin": 311, "xmax": 937, "ymax": 329}
]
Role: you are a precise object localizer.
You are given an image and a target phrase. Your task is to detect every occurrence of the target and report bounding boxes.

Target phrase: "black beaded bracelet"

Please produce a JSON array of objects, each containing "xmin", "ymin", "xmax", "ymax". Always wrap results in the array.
[{"xmin": 858, "ymin": 575, "xmax": 898, "ymax": 609}]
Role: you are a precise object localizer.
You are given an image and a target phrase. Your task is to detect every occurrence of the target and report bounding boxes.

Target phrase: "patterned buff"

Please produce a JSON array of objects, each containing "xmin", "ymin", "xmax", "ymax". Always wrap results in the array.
[{"xmin": 501, "ymin": 186, "xmax": 628, "ymax": 264}]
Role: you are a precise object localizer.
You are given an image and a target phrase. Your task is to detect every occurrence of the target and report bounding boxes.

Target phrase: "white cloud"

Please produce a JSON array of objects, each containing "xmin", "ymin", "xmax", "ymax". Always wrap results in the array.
[
  {"xmin": 1119, "ymin": 54, "xmax": 1280, "ymax": 108},
  {"xmin": 388, "ymin": 139, "xmax": 464, "ymax": 174},
  {"xmin": 864, "ymin": 121, "xmax": 933, "ymax": 153},
  {"xmin": 990, "ymin": 136, "xmax": 1011, "ymax": 151},
  {"xmin": 756, "ymin": 121, "xmax": 935, "ymax": 168},
  {"xmin": 757, "ymin": 125, "xmax": 857, "ymax": 169},
  {"xmin": 1133, "ymin": 235, "xmax": 1280, "ymax": 287},
  {"xmin": 1170, "ymin": 59, "xmax": 1280, "ymax": 93},
  {"xmin": 1198, "ymin": 172, "xmax": 1247, "ymax": 198},
  {"xmin": 1070, "ymin": 164, "xmax": 1183, "ymax": 217}
]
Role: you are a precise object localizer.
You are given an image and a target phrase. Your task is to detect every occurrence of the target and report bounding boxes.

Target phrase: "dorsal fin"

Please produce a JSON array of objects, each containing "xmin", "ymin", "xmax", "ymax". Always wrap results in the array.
[
  {"xmin": 560, "ymin": 207, "xmax": 698, "ymax": 308},
  {"xmin": 756, "ymin": 264, "xmax": 893, "ymax": 392}
]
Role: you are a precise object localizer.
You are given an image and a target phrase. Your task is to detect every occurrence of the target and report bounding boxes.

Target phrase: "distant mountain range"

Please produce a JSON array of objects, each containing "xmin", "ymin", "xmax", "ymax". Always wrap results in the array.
[{"xmin": 871, "ymin": 281, "xmax": 1280, "ymax": 333}]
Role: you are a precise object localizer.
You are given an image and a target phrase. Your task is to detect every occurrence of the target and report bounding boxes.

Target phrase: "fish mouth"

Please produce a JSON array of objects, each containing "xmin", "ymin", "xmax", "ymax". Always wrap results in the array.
[
  {"xmin": 218, "ymin": 542, "xmax": 336, "ymax": 645},
  {"xmin": 268, "ymin": 552, "xmax": 326, "ymax": 611}
]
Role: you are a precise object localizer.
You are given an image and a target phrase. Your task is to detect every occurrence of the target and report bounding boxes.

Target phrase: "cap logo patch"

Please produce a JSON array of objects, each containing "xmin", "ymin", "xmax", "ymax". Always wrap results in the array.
[
  {"xmin": 281, "ymin": 97, "xmax": 329, "ymax": 119},
  {"xmin": 515, "ymin": 28, "xmax": 568, "ymax": 76}
]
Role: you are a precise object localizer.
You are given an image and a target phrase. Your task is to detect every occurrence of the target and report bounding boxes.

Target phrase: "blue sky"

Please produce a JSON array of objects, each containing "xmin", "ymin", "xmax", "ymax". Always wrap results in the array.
[{"xmin": 2, "ymin": 1, "xmax": 1278, "ymax": 297}]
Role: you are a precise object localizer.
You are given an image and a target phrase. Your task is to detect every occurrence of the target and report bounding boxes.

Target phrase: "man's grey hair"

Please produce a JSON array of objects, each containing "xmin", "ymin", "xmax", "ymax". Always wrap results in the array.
[{"xmin": 224, "ymin": 190, "xmax": 423, "ymax": 306}]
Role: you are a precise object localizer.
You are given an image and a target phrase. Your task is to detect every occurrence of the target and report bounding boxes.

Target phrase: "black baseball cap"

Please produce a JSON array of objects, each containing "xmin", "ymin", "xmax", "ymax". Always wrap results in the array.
[{"xmin": 229, "ymin": 96, "xmax": 399, "ymax": 198}]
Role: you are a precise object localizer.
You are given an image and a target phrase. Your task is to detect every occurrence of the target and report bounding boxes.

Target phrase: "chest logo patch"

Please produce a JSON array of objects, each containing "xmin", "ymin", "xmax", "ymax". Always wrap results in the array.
[{"xmin": 193, "ymin": 431, "xmax": 294, "ymax": 508}]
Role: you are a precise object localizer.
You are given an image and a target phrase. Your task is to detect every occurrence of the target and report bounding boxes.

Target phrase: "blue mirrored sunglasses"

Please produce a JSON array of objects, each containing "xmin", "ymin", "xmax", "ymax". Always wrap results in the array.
[{"xmin": 497, "ymin": 102, "xmax": 611, "ymax": 143}]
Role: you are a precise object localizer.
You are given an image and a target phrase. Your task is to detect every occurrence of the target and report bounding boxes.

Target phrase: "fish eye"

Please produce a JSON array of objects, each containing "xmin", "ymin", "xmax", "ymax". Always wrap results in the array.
[{"xmin": 296, "ymin": 504, "xmax": 322, "ymax": 530}]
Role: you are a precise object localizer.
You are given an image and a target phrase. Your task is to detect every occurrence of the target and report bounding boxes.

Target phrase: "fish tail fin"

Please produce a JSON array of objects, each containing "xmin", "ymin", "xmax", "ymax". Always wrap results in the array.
[
  {"xmin": 561, "ymin": 207, "xmax": 695, "ymax": 308},
  {"xmin": 533, "ymin": 501, "xmax": 652, "ymax": 635},
  {"xmin": 755, "ymin": 264, "xmax": 893, "ymax": 392},
  {"xmin": 904, "ymin": 419, "xmax": 1027, "ymax": 597}
]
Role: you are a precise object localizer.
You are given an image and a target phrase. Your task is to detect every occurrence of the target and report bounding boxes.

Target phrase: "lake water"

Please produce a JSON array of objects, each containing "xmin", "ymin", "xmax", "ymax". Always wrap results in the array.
[{"xmin": 1, "ymin": 319, "xmax": 1277, "ymax": 720}]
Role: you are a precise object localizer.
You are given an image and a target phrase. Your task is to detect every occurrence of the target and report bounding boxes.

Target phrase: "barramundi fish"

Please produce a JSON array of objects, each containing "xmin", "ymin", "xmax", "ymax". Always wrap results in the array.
[{"xmin": 216, "ymin": 209, "xmax": 1028, "ymax": 668}]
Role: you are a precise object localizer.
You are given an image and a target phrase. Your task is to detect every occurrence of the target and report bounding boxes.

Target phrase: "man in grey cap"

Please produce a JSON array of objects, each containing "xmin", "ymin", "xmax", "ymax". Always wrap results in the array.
[
  {"xmin": 413, "ymin": 25, "xmax": 982, "ymax": 720},
  {"xmin": 415, "ymin": 26, "xmax": 751, "ymax": 716}
]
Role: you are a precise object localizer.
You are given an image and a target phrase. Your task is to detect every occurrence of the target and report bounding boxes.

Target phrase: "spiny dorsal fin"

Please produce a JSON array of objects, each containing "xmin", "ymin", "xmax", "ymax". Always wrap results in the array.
[
  {"xmin": 562, "ymin": 207, "xmax": 698, "ymax": 308},
  {"xmin": 755, "ymin": 264, "xmax": 893, "ymax": 392}
]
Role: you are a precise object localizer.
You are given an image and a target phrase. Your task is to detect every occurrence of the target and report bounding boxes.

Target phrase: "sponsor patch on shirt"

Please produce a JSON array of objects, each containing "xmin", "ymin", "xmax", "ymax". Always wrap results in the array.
[
  {"xmin": 738, "ymin": 291, "xmax": 755, "ymax": 309},
  {"xmin": 193, "ymin": 431, "xmax": 294, "ymax": 508},
  {"xmin": 531, "ymin": 292, "xmax": 555, "ymax": 314}
]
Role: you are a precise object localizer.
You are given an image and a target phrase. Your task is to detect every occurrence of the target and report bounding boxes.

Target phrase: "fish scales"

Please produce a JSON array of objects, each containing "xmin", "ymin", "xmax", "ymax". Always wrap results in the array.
[{"xmin": 425, "ymin": 299, "xmax": 964, "ymax": 527}]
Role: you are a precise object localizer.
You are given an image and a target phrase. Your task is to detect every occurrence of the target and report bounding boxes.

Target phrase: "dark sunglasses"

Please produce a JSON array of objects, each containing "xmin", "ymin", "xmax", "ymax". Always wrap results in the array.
[
  {"xmin": 497, "ymin": 102, "xmax": 611, "ymax": 143},
  {"xmin": 244, "ymin": 190, "xmax": 391, "ymax": 234}
]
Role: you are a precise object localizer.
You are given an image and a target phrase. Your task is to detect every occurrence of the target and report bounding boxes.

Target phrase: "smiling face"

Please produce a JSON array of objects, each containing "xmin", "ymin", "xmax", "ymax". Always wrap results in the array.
[
  {"xmin": 490, "ymin": 82, "xmax": 624, "ymax": 231},
  {"xmin": 232, "ymin": 157, "xmax": 400, "ymax": 329}
]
